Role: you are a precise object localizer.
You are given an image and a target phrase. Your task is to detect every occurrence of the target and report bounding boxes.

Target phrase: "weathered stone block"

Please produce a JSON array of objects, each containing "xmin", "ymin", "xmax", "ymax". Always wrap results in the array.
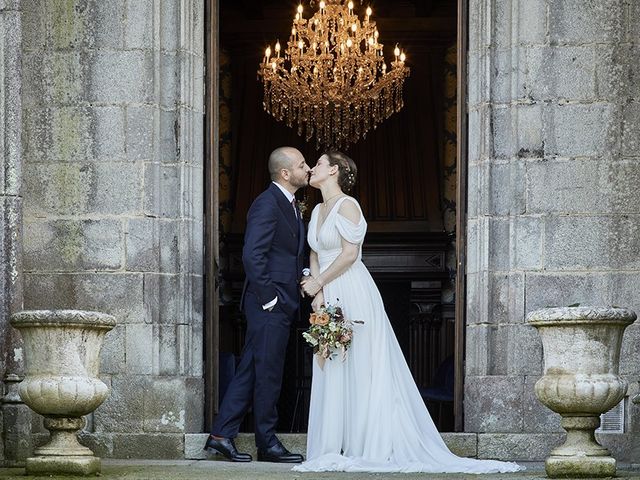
[
  {"xmin": 619, "ymin": 325, "xmax": 640, "ymax": 376},
  {"xmin": 544, "ymin": 215, "xmax": 640, "ymax": 270},
  {"xmin": 23, "ymin": 106, "xmax": 92, "ymax": 163},
  {"xmin": 143, "ymin": 274, "xmax": 180, "ymax": 325},
  {"xmin": 622, "ymin": 101, "xmax": 640, "ymax": 157},
  {"xmin": 595, "ymin": 44, "xmax": 632, "ymax": 101},
  {"xmin": 596, "ymin": 433, "xmax": 640, "ymax": 463},
  {"xmin": 492, "ymin": 273, "xmax": 525, "ymax": 324},
  {"xmin": 185, "ymin": 220, "xmax": 204, "ymax": 274},
  {"xmin": 156, "ymin": 324, "xmax": 179, "ymax": 375},
  {"xmin": 184, "ymin": 377, "xmax": 204, "ymax": 433},
  {"xmin": 126, "ymin": 105, "xmax": 154, "ymax": 161},
  {"xmin": 125, "ymin": 0, "xmax": 153, "ymax": 49},
  {"xmin": 464, "ymin": 376, "xmax": 524, "ymax": 432},
  {"xmin": 526, "ymin": 158, "xmax": 607, "ymax": 214},
  {"xmin": 89, "ymin": 0, "xmax": 126, "ymax": 49},
  {"xmin": 490, "ymin": 49, "xmax": 527, "ymax": 103},
  {"xmin": 466, "ymin": 163, "xmax": 479, "ymax": 218},
  {"xmin": 88, "ymin": 51, "xmax": 153, "ymax": 103},
  {"xmin": 144, "ymin": 163, "xmax": 180, "ymax": 218},
  {"xmin": 143, "ymin": 378, "xmax": 188, "ymax": 433},
  {"xmin": 467, "ymin": 107, "xmax": 491, "ymax": 164},
  {"xmin": 465, "ymin": 324, "xmax": 493, "ymax": 376},
  {"xmin": 24, "ymin": 273, "xmax": 145, "ymax": 324},
  {"xmin": 189, "ymin": 302, "xmax": 204, "ymax": 377},
  {"xmin": 465, "ymin": 218, "xmax": 479, "ymax": 274},
  {"xmin": 24, "ymin": 219, "xmax": 123, "ymax": 271},
  {"xmin": 608, "ymin": 160, "xmax": 640, "ymax": 214},
  {"xmin": 125, "ymin": 324, "xmax": 153, "ymax": 374},
  {"xmin": 160, "ymin": 0, "xmax": 180, "ymax": 52},
  {"xmin": 513, "ymin": 216, "xmax": 543, "ymax": 270},
  {"xmin": 491, "ymin": 106, "xmax": 544, "ymax": 159},
  {"xmin": 24, "ymin": 162, "xmax": 142, "ymax": 216},
  {"xmin": 94, "ymin": 375, "xmax": 146, "ymax": 433},
  {"xmin": 609, "ymin": 274, "xmax": 640, "ymax": 315},
  {"xmin": 111, "ymin": 433, "xmax": 184, "ymax": 459},
  {"xmin": 126, "ymin": 219, "xmax": 179, "ymax": 273},
  {"xmin": 525, "ymin": 46, "xmax": 596, "ymax": 101},
  {"xmin": 160, "ymin": 53, "xmax": 179, "ymax": 109},
  {"xmin": 524, "ymin": 272, "xmax": 610, "ymax": 312},
  {"xmin": 477, "ymin": 433, "xmax": 563, "ymax": 461},
  {"xmin": 159, "ymin": 110, "xmax": 179, "ymax": 163},
  {"xmin": 2, "ymin": 403, "xmax": 34, "ymax": 466},
  {"xmin": 100, "ymin": 324, "xmax": 126, "ymax": 374},
  {"xmin": 485, "ymin": 162, "xmax": 526, "ymax": 216},
  {"xmin": 543, "ymin": 103, "xmax": 615, "ymax": 157},
  {"xmin": 486, "ymin": 217, "xmax": 509, "ymax": 271},
  {"xmin": 94, "ymin": 106, "xmax": 126, "ymax": 160},
  {"xmin": 21, "ymin": 0, "xmax": 46, "ymax": 51},
  {"xmin": 523, "ymin": 376, "xmax": 563, "ymax": 433},
  {"xmin": 506, "ymin": 324, "xmax": 542, "ymax": 375},
  {"xmin": 193, "ymin": 0, "xmax": 205, "ymax": 57},
  {"xmin": 548, "ymin": 0, "xmax": 624, "ymax": 45},
  {"xmin": 22, "ymin": 51, "xmax": 86, "ymax": 107},
  {"xmin": 518, "ymin": 0, "xmax": 546, "ymax": 44}
]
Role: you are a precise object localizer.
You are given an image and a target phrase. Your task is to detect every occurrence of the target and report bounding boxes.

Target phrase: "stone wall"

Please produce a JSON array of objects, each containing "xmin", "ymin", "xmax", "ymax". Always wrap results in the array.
[
  {"xmin": 465, "ymin": 0, "xmax": 640, "ymax": 461},
  {"xmin": 19, "ymin": 0, "xmax": 205, "ymax": 459},
  {"xmin": 0, "ymin": 0, "xmax": 30, "ymax": 467}
]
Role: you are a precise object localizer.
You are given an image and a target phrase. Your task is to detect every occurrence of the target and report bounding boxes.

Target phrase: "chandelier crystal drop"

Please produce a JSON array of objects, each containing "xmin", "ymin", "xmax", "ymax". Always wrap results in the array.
[{"xmin": 258, "ymin": 0, "xmax": 410, "ymax": 150}]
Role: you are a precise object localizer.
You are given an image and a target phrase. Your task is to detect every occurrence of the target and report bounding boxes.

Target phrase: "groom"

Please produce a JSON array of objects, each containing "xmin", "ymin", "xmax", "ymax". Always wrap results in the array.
[{"xmin": 204, "ymin": 147, "xmax": 310, "ymax": 463}]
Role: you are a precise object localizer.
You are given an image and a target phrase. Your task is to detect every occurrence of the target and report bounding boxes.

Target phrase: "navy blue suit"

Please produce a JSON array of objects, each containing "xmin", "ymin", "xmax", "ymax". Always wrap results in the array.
[{"xmin": 212, "ymin": 183, "xmax": 305, "ymax": 449}]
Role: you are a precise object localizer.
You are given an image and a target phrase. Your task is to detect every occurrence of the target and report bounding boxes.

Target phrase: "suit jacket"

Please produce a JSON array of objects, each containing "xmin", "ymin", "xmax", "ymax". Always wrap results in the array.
[{"xmin": 240, "ymin": 183, "xmax": 305, "ymax": 317}]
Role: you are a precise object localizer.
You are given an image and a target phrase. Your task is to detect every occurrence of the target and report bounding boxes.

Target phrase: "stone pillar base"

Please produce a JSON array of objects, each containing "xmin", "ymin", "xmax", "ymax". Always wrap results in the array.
[
  {"xmin": 26, "ymin": 455, "xmax": 101, "ymax": 476},
  {"xmin": 545, "ymin": 455, "xmax": 616, "ymax": 478}
]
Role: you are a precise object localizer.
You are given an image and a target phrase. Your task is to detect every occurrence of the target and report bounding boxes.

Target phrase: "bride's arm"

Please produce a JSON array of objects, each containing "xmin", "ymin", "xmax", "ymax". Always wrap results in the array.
[
  {"xmin": 309, "ymin": 250, "xmax": 325, "ymax": 311},
  {"xmin": 302, "ymin": 201, "xmax": 361, "ymax": 297}
]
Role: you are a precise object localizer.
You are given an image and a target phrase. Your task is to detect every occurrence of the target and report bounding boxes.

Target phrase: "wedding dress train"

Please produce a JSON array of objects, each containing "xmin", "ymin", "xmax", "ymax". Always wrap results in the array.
[{"xmin": 293, "ymin": 197, "xmax": 522, "ymax": 474}]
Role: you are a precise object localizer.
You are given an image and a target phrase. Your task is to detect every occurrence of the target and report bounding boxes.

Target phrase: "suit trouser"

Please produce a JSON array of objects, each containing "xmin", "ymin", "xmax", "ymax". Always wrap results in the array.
[{"xmin": 211, "ymin": 291, "xmax": 292, "ymax": 449}]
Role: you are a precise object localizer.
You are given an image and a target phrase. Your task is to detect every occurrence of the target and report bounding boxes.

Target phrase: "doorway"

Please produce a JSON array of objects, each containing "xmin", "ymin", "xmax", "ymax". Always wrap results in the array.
[{"xmin": 204, "ymin": 0, "xmax": 468, "ymax": 433}]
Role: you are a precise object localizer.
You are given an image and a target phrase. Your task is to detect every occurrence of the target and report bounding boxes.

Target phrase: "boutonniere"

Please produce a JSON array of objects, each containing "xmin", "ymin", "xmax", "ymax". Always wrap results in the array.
[{"xmin": 296, "ymin": 198, "xmax": 309, "ymax": 218}]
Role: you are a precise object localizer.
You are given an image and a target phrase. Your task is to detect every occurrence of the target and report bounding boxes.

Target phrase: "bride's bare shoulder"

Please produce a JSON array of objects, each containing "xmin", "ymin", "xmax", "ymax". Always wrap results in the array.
[{"xmin": 337, "ymin": 196, "xmax": 361, "ymax": 223}]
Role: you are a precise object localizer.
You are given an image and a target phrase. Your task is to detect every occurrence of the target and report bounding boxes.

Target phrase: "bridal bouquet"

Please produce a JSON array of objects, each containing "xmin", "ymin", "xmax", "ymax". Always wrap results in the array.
[{"xmin": 302, "ymin": 302, "xmax": 363, "ymax": 364}]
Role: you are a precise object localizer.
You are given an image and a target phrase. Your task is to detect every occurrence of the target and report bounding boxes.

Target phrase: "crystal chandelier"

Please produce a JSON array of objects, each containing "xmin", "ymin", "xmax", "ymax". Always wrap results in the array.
[{"xmin": 258, "ymin": 0, "xmax": 410, "ymax": 150}]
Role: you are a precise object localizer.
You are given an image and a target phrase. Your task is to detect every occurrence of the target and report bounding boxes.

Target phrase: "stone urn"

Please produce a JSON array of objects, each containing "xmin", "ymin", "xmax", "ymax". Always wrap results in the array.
[
  {"xmin": 10, "ymin": 310, "xmax": 116, "ymax": 476},
  {"xmin": 527, "ymin": 306, "xmax": 636, "ymax": 478}
]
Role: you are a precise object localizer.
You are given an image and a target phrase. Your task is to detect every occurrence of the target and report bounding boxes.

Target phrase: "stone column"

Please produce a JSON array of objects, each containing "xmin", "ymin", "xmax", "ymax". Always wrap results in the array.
[
  {"xmin": 20, "ymin": 0, "xmax": 205, "ymax": 458},
  {"xmin": 0, "ymin": 0, "xmax": 31, "ymax": 467},
  {"xmin": 466, "ymin": 0, "xmax": 640, "ymax": 461}
]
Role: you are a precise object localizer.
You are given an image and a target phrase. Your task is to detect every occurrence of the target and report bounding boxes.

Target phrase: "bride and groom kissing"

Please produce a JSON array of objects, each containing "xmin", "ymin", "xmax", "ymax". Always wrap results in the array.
[{"xmin": 204, "ymin": 147, "xmax": 523, "ymax": 473}]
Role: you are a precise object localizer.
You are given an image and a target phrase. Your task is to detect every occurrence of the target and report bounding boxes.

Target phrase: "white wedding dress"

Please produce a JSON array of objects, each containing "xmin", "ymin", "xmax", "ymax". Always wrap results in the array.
[{"xmin": 293, "ymin": 197, "xmax": 522, "ymax": 474}]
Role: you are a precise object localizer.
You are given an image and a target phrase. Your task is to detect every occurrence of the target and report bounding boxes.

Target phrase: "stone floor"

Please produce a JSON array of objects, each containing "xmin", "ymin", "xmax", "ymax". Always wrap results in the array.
[{"xmin": 0, "ymin": 460, "xmax": 639, "ymax": 480}]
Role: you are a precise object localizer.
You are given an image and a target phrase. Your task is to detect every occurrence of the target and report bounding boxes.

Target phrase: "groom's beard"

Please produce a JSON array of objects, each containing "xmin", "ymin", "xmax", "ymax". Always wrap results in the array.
[{"xmin": 290, "ymin": 176, "xmax": 309, "ymax": 189}]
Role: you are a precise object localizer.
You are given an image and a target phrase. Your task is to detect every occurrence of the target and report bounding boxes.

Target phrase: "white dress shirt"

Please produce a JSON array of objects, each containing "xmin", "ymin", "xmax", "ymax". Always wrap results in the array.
[{"xmin": 262, "ymin": 182, "xmax": 298, "ymax": 310}]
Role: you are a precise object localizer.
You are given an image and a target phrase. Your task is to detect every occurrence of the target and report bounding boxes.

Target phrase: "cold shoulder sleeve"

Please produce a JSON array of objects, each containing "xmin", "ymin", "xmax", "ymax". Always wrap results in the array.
[{"xmin": 335, "ymin": 197, "xmax": 367, "ymax": 245}]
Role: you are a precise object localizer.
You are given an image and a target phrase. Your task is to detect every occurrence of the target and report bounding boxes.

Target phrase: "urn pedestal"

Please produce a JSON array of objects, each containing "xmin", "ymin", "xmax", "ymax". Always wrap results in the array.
[
  {"xmin": 10, "ymin": 310, "xmax": 116, "ymax": 476},
  {"xmin": 527, "ymin": 306, "xmax": 636, "ymax": 478}
]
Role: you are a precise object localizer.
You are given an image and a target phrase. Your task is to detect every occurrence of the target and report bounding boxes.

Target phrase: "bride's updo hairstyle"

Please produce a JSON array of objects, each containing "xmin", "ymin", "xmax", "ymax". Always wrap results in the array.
[{"xmin": 325, "ymin": 150, "xmax": 357, "ymax": 193}]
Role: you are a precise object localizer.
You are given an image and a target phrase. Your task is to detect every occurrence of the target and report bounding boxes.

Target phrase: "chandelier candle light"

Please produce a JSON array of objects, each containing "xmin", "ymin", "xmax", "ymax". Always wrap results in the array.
[{"xmin": 258, "ymin": 0, "xmax": 410, "ymax": 150}]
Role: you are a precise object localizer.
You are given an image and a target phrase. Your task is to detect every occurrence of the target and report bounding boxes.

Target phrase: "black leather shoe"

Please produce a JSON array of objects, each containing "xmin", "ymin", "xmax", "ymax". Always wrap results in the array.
[
  {"xmin": 204, "ymin": 435, "xmax": 252, "ymax": 462},
  {"xmin": 257, "ymin": 441, "xmax": 304, "ymax": 463}
]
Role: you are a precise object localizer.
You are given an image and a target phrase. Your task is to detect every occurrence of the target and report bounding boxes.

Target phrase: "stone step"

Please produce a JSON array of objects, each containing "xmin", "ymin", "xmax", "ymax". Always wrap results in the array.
[{"xmin": 185, "ymin": 432, "xmax": 478, "ymax": 460}]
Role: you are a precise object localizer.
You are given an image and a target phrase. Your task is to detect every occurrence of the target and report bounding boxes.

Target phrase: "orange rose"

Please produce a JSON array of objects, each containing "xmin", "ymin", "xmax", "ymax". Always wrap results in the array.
[
  {"xmin": 316, "ymin": 313, "xmax": 330, "ymax": 326},
  {"xmin": 309, "ymin": 313, "xmax": 318, "ymax": 325}
]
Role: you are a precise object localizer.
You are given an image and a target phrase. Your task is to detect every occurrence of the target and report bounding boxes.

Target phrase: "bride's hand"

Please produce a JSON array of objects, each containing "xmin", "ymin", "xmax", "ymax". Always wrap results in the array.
[
  {"xmin": 311, "ymin": 291, "xmax": 325, "ymax": 312},
  {"xmin": 301, "ymin": 276, "xmax": 322, "ymax": 297}
]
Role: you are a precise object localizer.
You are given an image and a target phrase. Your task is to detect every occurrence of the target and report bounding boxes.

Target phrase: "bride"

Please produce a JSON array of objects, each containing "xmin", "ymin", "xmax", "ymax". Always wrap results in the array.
[{"xmin": 295, "ymin": 151, "xmax": 522, "ymax": 473}]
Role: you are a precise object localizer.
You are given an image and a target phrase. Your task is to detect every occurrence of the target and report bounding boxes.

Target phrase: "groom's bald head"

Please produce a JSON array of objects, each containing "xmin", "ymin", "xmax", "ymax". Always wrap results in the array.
[{"xmin": 269, "ymin": 147, "xmax": 300, "ymax": 181}]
